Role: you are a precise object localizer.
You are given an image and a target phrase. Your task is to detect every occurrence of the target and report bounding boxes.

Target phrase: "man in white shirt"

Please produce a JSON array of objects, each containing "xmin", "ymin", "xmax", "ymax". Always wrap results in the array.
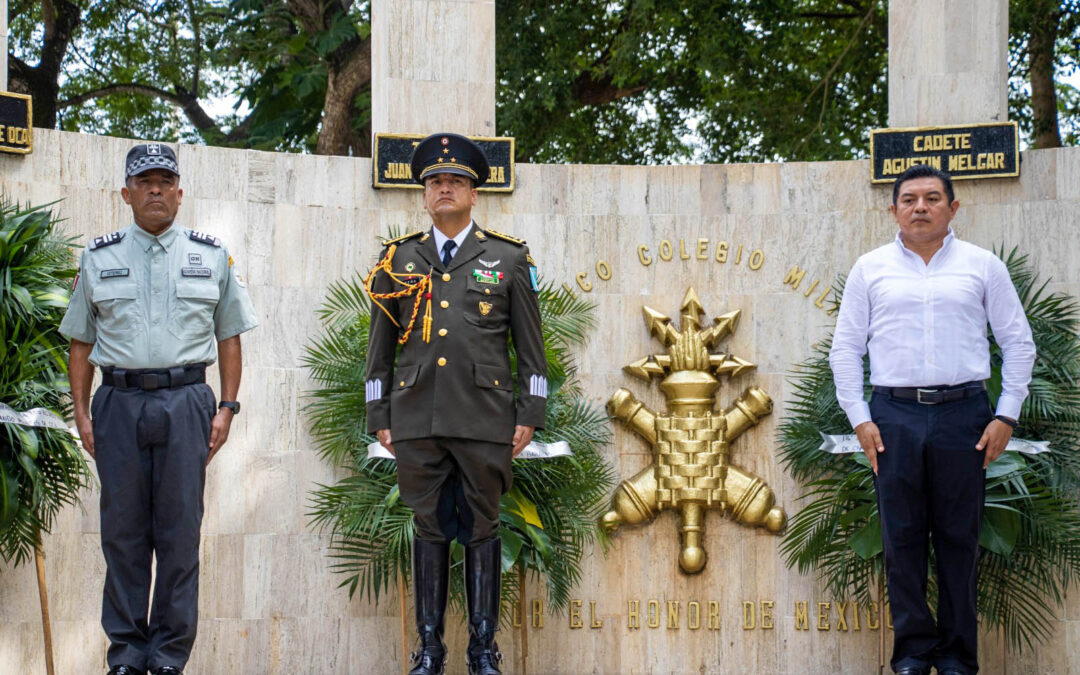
[{"xmin": 830, "ymin": 165, "xmax": 1035, "ymax": 675}]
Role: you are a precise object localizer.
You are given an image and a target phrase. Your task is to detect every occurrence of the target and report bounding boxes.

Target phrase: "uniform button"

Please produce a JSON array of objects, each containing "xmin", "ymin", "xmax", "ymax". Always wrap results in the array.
[
  {"xmin": 153, "ymin": 319, "xmax": 160, "ymax": 325},
  {"xmin": 494, "ymin": 380, "xmax": 499, "ymax": 386},
  {"xmin": 438, "ymin": 328, "xmax": 448, "ymax": 337},
  {"xmin": 437, "ymin": 357, "xmax": 447, "ymax": 366},
  {"xmin": 440, "ymin": 300, "xmax": 450, "ymax": 309},
  {"xmin": 399, "ymin": 380, "xmax": 405, "ymax": 387},
  {"xmin": 442, "ymin": 273, "xmax": 451, "ymax": 282},
  {"xmin": 484, "ymin": 289, "xmax": 491, "ymax": 295}
]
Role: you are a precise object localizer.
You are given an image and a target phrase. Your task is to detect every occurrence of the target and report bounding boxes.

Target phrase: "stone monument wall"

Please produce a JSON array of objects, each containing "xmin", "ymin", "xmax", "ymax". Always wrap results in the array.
[{"xmin": 1, "ymin": 129, "xmax": 1077, "ymax": 673}]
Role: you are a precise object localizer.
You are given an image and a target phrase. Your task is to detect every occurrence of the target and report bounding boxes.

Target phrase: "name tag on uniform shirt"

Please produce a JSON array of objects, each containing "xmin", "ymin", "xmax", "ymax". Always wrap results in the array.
[
  {"xmin": 100, "ymin": 268, "xmax": 129, "ymax": 279},
  {"xmin": 181, "ymin": 267, "xmax": 212, "ymax": 278}
]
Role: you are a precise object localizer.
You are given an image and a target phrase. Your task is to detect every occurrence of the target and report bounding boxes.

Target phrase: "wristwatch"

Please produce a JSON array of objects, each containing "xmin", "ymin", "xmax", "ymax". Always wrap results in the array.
[{"xmin": 219, "ymin": 401, "xmax": 241, "ymax": 416}]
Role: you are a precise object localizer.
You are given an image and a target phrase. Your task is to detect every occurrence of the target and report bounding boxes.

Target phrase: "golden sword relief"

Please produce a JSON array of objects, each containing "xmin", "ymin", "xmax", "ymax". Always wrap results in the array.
[{"xmin": 602, "ymin": 288, "xmax": 786, "ymax": 574}]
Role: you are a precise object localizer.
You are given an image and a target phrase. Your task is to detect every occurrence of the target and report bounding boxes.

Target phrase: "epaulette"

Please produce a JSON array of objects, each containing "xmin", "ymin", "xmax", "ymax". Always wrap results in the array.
[
  {"xmin": 187, "ymin": 230, "xmax": 220, "ymax": 247},
  {"xmin": 88, "ymin": 231, "xmax": 125, "ymax": 251},
  {"xmin": 485, "ymin": 229, "xmax": 526, "ymax": 246},
  {"xmin": 381, "ymin": 230, "xmax": 424, "ymax": 248}
]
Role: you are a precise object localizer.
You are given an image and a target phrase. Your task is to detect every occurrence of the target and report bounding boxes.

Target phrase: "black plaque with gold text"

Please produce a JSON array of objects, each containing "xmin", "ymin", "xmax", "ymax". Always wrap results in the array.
[
  {"xmin": 870, "ymin": 122, "xmax": 1018, "ymax": 183},
  {"xmin": 0, "ymin": 92, "xmax": 33, "ymax": 155},
  {"xmin": 372, "ymin": 133, "xmax": 514, "ymax": 192}
]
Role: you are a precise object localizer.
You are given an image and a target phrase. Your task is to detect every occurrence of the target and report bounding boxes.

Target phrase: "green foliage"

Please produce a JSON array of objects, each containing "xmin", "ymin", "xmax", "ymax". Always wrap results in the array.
[
  {"xmin": 778, "ymin": 248, "xmax": 1080, "ymax": 651},
  {"xmin": 0, "ymin": 197, "xmax": 93, "ymax": 566},
  {"xmin": 303, "ymin": 272, "xmax": 614, "ymax": 617}
]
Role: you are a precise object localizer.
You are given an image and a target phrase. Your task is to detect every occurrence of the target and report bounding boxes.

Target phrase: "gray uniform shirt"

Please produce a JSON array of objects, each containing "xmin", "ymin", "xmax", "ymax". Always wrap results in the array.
[{"xmin": 59, "ymin": 223, "xmax": 258, "ymax": 368}]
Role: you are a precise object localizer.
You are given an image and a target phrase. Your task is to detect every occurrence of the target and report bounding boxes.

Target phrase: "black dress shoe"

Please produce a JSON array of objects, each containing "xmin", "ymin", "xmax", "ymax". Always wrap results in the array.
[
  {"xmin": 152, "ymin": 668, "xmax": 183, "ymax": 675},
  {"xmin": 895, "ymin": 668, "xmax": 928, "ymax": 675},
  {"xmin": 106, "ymin": 667, "xmax": 145, "ymax": 675},
  {"xmin": 936, "ymin": 669, "xmax": 965, "ymax": 675}
]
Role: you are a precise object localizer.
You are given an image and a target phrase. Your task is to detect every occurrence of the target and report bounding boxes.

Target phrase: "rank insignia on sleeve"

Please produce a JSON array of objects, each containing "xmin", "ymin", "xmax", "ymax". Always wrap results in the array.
[
  {"xmin": 529, "ymin": 264, "xmax": 540, "ymax": 292},
  {"xmin": 473, "ymin": 269, "xmax": 504, "ymax": 284}
]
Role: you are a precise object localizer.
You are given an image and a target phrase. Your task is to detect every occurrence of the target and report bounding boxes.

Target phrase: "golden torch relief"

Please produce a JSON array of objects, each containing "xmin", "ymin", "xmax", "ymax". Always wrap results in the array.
[{"xmin": 602, "ymin": 288, "xmax": 786, "ymax": 574}]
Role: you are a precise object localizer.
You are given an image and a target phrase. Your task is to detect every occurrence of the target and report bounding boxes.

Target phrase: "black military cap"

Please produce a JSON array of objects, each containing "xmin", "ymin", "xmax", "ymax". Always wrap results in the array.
[
  {"xmin": 410, "ymin": 133, "xmax": 489, "ymax": 187},
  {"xmin": 125, "ymin": 142, "xmax": 180, "ymax": 178}
]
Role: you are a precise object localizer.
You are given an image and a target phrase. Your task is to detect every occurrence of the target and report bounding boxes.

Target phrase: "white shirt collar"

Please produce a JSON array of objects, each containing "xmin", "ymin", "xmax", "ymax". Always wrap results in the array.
[{"xmin": 431, "ymin": 221, "xmax": 474, "ymax": 259}]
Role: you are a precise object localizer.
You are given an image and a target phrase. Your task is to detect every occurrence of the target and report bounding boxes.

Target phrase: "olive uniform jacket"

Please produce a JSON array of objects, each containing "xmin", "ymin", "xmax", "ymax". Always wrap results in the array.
[{"xmin": 365, "ymin": 225, "xmax": 547, "ymax": 445}]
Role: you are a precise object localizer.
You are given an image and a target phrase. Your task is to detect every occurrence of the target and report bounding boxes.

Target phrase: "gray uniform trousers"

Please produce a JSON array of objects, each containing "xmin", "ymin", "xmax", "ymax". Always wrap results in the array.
[{"xmin": 91, "ymin": 381, "xmax": 216, "ymax": 671}]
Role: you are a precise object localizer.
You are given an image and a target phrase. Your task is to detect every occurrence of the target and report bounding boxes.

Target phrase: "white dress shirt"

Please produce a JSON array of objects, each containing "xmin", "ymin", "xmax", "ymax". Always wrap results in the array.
[
  {"xmin": 432, "ymin": 221, "xmax": 473, "ymax": 262},
  {"xmin": 830, "ymin": 229, "xmax": 1035, "ymax": 429}
]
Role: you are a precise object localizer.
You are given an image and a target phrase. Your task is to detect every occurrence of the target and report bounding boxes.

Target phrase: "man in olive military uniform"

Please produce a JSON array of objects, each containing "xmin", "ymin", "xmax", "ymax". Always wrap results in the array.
[
  {"xmin": 60, "ymin": 143, "xmax": 258, "ymax": 675},
  {"xmin": 365, "ymin": 133, "xmax": 546, "ymax": 675}
]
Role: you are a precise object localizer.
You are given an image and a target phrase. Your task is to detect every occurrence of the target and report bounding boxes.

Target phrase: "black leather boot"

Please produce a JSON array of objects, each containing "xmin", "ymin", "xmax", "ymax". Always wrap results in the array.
[
  {"xmin": 465, "ymin": 537, "xmax": 503, "ymax": 675},
  {"xmin": 408, "ymin": 538, "xmax": 449, "ymax": 675}
]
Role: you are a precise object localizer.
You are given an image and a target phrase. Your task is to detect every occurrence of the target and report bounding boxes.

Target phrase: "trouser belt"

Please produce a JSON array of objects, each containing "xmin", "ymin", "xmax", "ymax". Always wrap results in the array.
[
  {"xmin": 872, "ymin": 381, "xmax": 985, "ymax": 405},
  {"xmin": 100, "ymin": 364, "xmax": 207, "ymax": 391}
]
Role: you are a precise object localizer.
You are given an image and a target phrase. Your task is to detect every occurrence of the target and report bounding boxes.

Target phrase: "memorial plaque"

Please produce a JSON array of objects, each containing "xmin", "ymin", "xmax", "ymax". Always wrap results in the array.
[
  {"xmin": 372, "ymin": 133, "xmax": 514, "ymax": 192},
  {"xmin": 870, "ymin": 122, "xmax": 1018, "ymax": 183},
  {"xmin": 0, "ymin": 92, "xmax": 33, "ymax": 155}
]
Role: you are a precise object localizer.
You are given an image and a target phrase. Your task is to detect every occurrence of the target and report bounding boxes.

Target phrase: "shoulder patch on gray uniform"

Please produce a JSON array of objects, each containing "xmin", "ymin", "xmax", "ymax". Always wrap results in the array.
[
  {"xmin": 182, "ymin": 267, "xmax": 212, "ymax": 278},
  {"xmin": 187, "ymin": 230, "xmax": 220, "ymax": 247},
  {"xmin": 89, "ymin": 231, "xmax": 125, "ymax": 250},
  {"xmin": 100, "ymin": 268, "xmax": 129, "ymax": 279}
]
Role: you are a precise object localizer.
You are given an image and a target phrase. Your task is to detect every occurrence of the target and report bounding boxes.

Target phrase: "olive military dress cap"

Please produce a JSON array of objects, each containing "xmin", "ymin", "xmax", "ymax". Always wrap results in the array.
[
  {"xmin": 125, "ymin": 142, "xmax": 180, "ymax": 178},
  {"xmin": 410, "ymin": 133, "xmax": 490, "ymax": 187}
]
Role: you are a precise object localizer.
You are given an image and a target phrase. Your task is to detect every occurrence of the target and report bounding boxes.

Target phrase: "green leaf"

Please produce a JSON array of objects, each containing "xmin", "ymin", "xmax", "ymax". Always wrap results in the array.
[
  {"xmin": 848, "ymin": 517, "xmax": 882, "ymax": 560},
  {"xmin": 383, "ymin": 484, "xmax": 400, "ymax": 510},
  {"xmin": 980, "ymin": 506, "xmax": 1021, "ymax": 557},
  {"xmin": 985, "ymin": 451, "xmax": 1025, "ymax": 479},
  {"xmin": 505, "ymin": 485, "xmax": 544, "ymax": 529},
  {"xmin": 501, "ymin": 529, "xmax": 524, "ymax": 572}
]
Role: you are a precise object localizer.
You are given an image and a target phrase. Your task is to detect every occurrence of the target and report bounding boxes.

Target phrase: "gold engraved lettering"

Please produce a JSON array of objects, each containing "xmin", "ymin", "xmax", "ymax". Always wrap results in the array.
[
  {"xmin": 761, "ymin": 601, "xmax": 774, "ymax": 629},
  {"xmin": 638, "ymin": 245, "xmax": 652, "ymax": 266},
  {"xmin": 659, "ymin": 240, "xmax": 673, "ymax": 261},
  {"xmin": 697, "ymin": 238, "xmax": 709, "ymax": 260},
  {"xmin": 707, "ymin": 601, "xmax": 720, "ymax": 630},
  {"xmin": 815, "ymin": 285, "xmax": 831, "ymax": 310},
  {"xmin": 803, "ymin": 279, "xmax": 820, "ymax": 297},
  {"xmin": 562, "ymin": 283, "xmax": 574, "ymax": 295},
  {"xmin": 590, "ymin": 600, "xmax": 603, "ymax": 629},
  {"xmin": 531, "ymin": 599, "xmax": 544, "ymax": 628},
  {"xmin": 735, "ymin": 244, "xmax": 743, "ymax": 265},
  {"xmin": 575, "ymin": 272, "xmax": 593, "ymax": 293},
  {"xmin": 743, "ymin": 601, "xmax": 756, "ymax": 630},
  {"xmin": 627, "ymin": 601, "xmax": 640, "ymax": 630},
  {"xmin": 851, "ymin": 602, "xmax": 861, "ymax": 631},
  {"xmin": 783, "ymin": 265, "xmax": 807, "ymax": 290},
  {"xmin": 886, "ymin": 603, "xmax": 893, "ymax": 630},
  {"xmin": 511, "ymin": 602, "xmax": 522, "ymax": 627},
  {"xmin": 749, "ymin": 249, "xmax": 764, "ymax": 271},
  {"xmin": 679, "ymin": 239, "xmax": 691, "ymax": 260},
  {"xmin": 667, "ymin": 601, "xmax": 680, "ymax": 629},
  {"xmin": 817, "ymin": 602, "xmax": 831, "ymax": 630},
  {"xmin": 688, "ymin": 601, "xmax": 701, "ymax": 630},
  {"xmin": 835, "ymin": 601, "xmax": 849, "ymax": 631},
  {"xmin": 0, "ymin": 125, "xmax": 5, "ymax": 138},
  {"xmin": 647, "ymin": 600, "xmax": 661, "ymax": 629},
  {"xmin": 866, "ymin": 602, "xmax": 880, "ymax": 630},
  {"xmin": 995, "ymin": 152, "xmax": 1005, "ymax": 168},
  {"xmin": 596, "ymin": 260, "xmax": 612, "ymax": 281},
  {"xmin": 715, "ymin": 241, "xmax": 729, "ymax": 263},
  {"xmin": 795, "ymin": 601, "xmax": 809, "ymax": 630},
  {"xmin": 569, "ymin": 599, "xmax": 583, "ymax": 629}
]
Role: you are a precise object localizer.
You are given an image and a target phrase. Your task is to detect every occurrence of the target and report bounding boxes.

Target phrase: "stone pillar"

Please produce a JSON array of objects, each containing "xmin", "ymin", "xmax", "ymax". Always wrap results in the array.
[
  {"xmin": 1, "ymin": 0, "xmax": 9, "ymax": 92},
  {"xmin": 888, "ymin": 0, "xmax": 1009, "ymax": 127},
  {"xmin": 370, "ymin": 0, "xmax": 496, "ymax": 136}
]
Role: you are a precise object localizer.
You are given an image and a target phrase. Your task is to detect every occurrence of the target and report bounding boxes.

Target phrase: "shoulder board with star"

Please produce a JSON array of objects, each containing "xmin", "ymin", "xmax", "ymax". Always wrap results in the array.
[
  {"xmin": 484, "ymin": 229, "xmax": 527, "ymax": 246},
  {"xmin": 381, "ymin": 230, "xmax": 424, "ymax": 248},
  {"xmin": 88, "ymin": 231, "xmax": 125, "ymax": 251},
  {"xmin": 187, "ymin": 230, "xmax": 221, "ymax": 247}
]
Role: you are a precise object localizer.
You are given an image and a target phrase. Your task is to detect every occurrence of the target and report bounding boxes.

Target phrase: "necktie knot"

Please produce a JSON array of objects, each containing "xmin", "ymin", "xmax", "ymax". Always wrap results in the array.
[{"xmin": 441, "ymin": 240, "xmax": 457, "ymax": 267}]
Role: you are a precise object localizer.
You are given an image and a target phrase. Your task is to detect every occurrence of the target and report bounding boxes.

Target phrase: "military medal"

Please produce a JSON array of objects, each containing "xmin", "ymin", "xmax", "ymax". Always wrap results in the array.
[
  {"xmin": 479, "ymin": 301, "xmax": 492, "ymax": 316},
  {"xmin": 405, "ymin": 261, "xmax": 416, "ymax": 272},
  {"xmin": 473, "ymin": 269, "xmax": 504, "ymax": 284}
]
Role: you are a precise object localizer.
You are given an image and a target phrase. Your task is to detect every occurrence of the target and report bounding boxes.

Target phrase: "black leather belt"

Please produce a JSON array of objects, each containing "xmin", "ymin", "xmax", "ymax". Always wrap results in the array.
[
  {"xmin": 873, "ymin": 381, "xmax": 985, "ymax": 405},
  {"xmin": 100, "ymin": 364, "xmax": 207, "ymax": 391}
]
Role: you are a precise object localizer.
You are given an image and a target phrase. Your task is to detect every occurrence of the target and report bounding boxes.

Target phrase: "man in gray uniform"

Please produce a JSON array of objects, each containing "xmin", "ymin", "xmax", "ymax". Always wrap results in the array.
[
  {"xmin": 365, "ymin": 133, "xmax": 546, "ymax": 675},
  {"xmin": 61, "ymin": 143, "xmax": 258, "ymax": 675}
]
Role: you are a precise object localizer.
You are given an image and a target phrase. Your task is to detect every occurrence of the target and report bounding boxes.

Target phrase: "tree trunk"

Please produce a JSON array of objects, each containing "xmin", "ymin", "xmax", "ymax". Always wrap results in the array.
[
  {"xmin": 1029, "ymin": 7, "xmax": 1062, "ymax": 149},
  {"xmin": 315, "ymin": 37, "xmax": 372, "ymax": 156},
  {"xmin": 8, "ymin": 0, "xmax": 81, "ymax": 129}
]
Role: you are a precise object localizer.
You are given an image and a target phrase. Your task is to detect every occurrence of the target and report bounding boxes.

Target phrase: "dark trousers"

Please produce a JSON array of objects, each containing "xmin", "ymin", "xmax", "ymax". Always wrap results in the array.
[
  {"xmin": 92, "ymin": 383, "xmax": 216, "ymax": 671},
  {"xmin": 871, "ymin": 390, "xmax": 991, "ymax": 675},
  {"xmin": 395, "ymin": 437, "xmax": 512, "ymax": 544}
]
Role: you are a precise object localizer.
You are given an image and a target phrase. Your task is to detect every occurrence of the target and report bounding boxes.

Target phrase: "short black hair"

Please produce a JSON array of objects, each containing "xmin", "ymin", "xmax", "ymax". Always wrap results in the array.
[{"xmin": 892, "ymin": 165, "xmax": 955, "ymax": 205}]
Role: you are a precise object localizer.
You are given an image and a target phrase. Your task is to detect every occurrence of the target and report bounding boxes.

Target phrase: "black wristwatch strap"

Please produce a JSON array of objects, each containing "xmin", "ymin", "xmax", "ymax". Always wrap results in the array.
[
  {"xmin": 994, "ymin": 414, "xmax": 1017, "ymax": 429},
  {"xmin": 219, "ymin": 401, "xmax": 240, "ymax": 415}
]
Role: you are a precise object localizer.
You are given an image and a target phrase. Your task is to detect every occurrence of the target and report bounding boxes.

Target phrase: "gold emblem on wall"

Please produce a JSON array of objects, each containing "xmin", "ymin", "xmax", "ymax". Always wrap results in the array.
[{"xmin": 602, "ymin": 288, "xmax": 786, "ymax": 573}]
